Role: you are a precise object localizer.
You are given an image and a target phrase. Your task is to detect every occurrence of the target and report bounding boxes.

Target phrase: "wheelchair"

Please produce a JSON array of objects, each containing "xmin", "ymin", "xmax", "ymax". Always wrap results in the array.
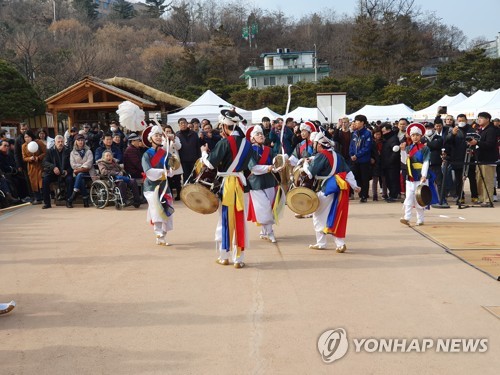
[{"xmin": 90, "ymin": 175, "xmax": 128, "ymax": 210}]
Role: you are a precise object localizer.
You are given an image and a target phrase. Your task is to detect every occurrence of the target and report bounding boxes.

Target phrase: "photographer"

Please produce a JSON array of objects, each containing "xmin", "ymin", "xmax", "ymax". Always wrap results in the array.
[
  {"xmin": 467, "ymin": 112, "xmax": 497, "ymax": 206},
  {"xmin": 199, "ymin": 122, "xmax": 221, "ymax": 151},
  {"xmin": 445, "ymin": 114, "xmax": 478, "ymax": 204}
]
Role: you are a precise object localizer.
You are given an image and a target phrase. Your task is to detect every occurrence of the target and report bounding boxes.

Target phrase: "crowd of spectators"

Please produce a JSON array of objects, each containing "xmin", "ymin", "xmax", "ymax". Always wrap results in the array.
[{"xmin": 1, "ymin": 113, "xmax": 499, "ymax": 209}]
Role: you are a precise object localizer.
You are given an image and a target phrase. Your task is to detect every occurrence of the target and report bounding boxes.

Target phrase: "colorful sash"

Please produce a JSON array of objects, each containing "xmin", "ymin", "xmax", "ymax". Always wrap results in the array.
[
  {"xmin": 221, "ymin": 136, "xmax": 252, "ymax": 253},
  {"xmin": 323, "ymin": 172, "xmax": 349, "ymax": 238}
]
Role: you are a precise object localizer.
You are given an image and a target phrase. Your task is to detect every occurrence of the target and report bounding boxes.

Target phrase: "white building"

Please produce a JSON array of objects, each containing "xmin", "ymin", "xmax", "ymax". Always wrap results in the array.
[
  {"xmin": 240, "ymin": 48, "xmax": 330, "ymax": 89},
  {"xmin": 477, "ymin": 32, "xmax": 500, "ymax": 59}
]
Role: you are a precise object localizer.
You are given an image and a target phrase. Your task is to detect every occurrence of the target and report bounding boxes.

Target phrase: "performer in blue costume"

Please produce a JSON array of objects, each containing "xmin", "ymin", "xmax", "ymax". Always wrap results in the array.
[
  {"xmin": 399, "ymin": 123, "xmax": 438, "ymax": 226},
  {"xmin": 201, "ymin": 110, "xmax": 257, "ymax": 268},
  {"xmin": 303, "ymin": 132, "xmax": 360, "ymax": 252},
  {"xmin": 142, "ymin": 125, "xmax": 174, "ymax": 246},
  {"xmin": 246, "ymin": 125, "xmax": 285, "ymax": 243}
]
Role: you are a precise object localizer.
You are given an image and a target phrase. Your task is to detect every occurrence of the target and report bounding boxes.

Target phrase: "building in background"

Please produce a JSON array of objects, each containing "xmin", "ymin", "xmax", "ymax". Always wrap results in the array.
[
  {"xmin": 240, "ymin": 48, "xmax": 330, "ymax": 89},
  {"xmin": 477, "ymin": 32, "xmax": 500, "ymax": 59}
]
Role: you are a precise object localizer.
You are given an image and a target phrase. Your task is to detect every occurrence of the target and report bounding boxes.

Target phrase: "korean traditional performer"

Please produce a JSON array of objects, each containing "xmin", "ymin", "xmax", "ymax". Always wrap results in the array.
[
  {"xmin": 246, "ymin": 125, "xmax": 286, "ymax": 243},
  {"xmin": 201, "ymin": 109, "xmax": 257, "ymax": 269},
  {"xmin": 303, "ymin": 132, "xmax": 361, "ymax": 252},
  {"xmin": 288, "ymin": 121, "xmax": 317, "ymax": 167},
  {"xmin": 399, "ymin": 123, "xmax": 438, "ymax": 226},
  {"xmin": 141, "ymin": 124, "xmax": 175, "ymax": 246}
]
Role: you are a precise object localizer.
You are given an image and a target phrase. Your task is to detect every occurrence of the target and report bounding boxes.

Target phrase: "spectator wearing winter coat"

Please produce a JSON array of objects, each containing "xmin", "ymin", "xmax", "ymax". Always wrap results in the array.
[
  {"xmin": 349, "ymin": 114, "xmax": 372, "ymax": 202},
  {"xmin": 176, "ymin": 117, "xmax": 201, "ymax": 184},
  {"xmin": 41, "ymin": 135, "xmax": 73, "ymax": 209},
  {"xmin": 69, "ymin": 134, "xmax": 94, "ymax": 207},
  {"xmin": 380, "ymin": 123, "xmax": 401, "ymax": 202}
]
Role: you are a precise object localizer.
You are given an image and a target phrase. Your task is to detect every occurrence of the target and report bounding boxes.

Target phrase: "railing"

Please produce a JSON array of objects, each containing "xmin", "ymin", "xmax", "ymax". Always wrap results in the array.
[{"xmin": 246, "ymin": 63, "xmax": 329, "ymax": 71}]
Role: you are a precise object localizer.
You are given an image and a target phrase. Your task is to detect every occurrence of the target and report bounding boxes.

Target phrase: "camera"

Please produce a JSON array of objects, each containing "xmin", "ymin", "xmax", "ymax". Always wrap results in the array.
[{"xmin": 465, "ymin": 132, "xmax": 480, "ymax": 142}]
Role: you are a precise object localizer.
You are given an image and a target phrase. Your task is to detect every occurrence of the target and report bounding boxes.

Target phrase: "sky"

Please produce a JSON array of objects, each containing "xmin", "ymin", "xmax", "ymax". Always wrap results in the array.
[{"xmin": 246, "ymin": 0, "xmax": 499, "ymax": 42}]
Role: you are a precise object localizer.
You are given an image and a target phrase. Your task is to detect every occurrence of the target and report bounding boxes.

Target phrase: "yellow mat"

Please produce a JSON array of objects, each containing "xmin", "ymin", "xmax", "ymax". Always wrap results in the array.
[
  {"xmin": 414, "ymin": 222, "xmax": 500, "ymax": 250},
  {"xmin": 414, "ymin": 223, "xmax": 500, "ymax": 281}
]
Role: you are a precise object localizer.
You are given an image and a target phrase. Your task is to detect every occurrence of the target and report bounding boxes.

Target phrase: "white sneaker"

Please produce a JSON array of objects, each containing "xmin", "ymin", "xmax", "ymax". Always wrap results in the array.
[
  {"xmin": 268, "ymin": 233, "xmax": 277, "ymax": 243},
  {"xmin": 494, "ymin": 195, "xmax": 498, "ymax": 202}
]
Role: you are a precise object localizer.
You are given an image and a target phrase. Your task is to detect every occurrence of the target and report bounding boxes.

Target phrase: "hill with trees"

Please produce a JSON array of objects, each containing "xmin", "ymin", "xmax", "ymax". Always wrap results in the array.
[{"xmin": 0, "ymin": 0, "xmax": 498, "ymax": 119}]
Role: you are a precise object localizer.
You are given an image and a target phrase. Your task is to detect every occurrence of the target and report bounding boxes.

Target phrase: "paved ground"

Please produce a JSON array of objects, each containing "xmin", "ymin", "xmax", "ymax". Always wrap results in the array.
[{"xmin": 0, "ymin": 197, "xmax": 499, "ymax": 374}]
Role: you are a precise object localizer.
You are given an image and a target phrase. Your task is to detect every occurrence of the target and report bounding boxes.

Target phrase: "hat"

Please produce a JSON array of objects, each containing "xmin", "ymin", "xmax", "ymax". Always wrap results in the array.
[
  {"xmin": 246, "ymin": 125, "xmax": 263, "ymax": 141},
  {"xmin": 219, "ymin": 109, "xmax": 244, "ymax": 126},
  {"xmin": 70, "ymin": 127, "xmax": 78, "ymax": 132},
  {"xmin": 127, "ymin": 133, "xmax": 140, "ymax": 141},
  {"xmin": 424, "ymin": 122, "xmax": 434, "ymax": 128},
  {"xmin": 314, "ymin": 132, "xmax": 334, "ymax": 148},
  {"xmin": 299, "ymin": 121, "xmax": 317, "ymax": 133},
  {"xmin": 406, "ymin": 123, "xmax": 425, "ymax": 136},
  {"xmin": 75, "ymin": 134, "xmax": 85, "ymax": 141},
  {"xmin": 141, "ymin": 125, "xmax": 163, "ymax": 148}
]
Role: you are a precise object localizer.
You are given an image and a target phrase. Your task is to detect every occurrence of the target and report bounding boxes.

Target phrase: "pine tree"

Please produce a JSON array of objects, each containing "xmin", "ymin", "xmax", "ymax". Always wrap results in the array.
[{"xmin": 111, "ymin": 0, "xmax": 136, "ymax": 20}]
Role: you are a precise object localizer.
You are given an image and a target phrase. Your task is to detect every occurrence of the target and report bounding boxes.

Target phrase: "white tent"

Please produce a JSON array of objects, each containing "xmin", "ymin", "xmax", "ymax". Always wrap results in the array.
[
  {"xmin": 480, "ymin": 89, "xmax": 500, "ymax": 118},
  {"xmin": 348, "ymin": 104, "xmax": 414, "ymax": 122},
  {"xmin": 167, "ymin": 90, "xmax": 251, "ymax": 127},
  {"xmin": 446, "ymin": 89, "xmax": 500, "ymax": 119},
  {"xmin": 283, "ymin": 107, "xmax": 327, "ymax": 123},
  {"xmin": 413, "ymin": 93, "xmax": 468, "ymax": 120},
  {"xmin": 251, "ymin": 107, "xmax": 282, "ymax": 124}
]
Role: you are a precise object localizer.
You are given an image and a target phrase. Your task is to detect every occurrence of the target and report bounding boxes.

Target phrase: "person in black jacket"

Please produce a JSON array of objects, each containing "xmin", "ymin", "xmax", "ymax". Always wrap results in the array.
[
  {"xmin": 467, "ymin": 112, "xmax": 498, "ymax": 206},
  {"xmin": 380, "ymin": 123, "xmax": 401, "ymax": 202},
  {"xmin": 176, "ymin": 117, "xmax": 201, "ymax": 184},
  {"xmin": 444, "ymin": 114, "xmax": 478, "ymax": 204},
  {"xmin": 41, "ymin": 135, "xmax": 74, "ymax": 209},
  {"xmin": 423, "ymin": 123, "xmax": 444, "ymax": 197}
]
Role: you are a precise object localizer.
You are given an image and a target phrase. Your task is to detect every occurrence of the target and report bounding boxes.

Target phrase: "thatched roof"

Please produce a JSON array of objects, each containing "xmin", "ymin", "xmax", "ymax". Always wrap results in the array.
[{"xmin": 105, "ymin": 77, "xmax": 191, "ymax": 109}]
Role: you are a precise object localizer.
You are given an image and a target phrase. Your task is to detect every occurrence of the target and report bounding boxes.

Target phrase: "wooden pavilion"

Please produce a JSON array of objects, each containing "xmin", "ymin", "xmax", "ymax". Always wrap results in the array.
[{"xmin": 45, "ymin": 76, "xmax": 191, "ymax": 134}]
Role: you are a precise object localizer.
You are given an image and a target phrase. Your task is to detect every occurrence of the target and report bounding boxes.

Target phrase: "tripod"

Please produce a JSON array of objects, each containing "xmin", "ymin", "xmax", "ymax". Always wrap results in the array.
[{"xmin": 457, "ymin": 147, "xmax": 494, "ymax": 209}]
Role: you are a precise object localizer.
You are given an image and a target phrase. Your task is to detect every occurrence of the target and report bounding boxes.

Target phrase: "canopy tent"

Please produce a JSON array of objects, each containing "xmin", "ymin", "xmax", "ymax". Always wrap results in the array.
[
  {"xmin": 283, "ymin": 107, "xmax": 327, "ymax": 123},
  {"xmin": 348, "ymin": 103, "xmax": 414, "ymax": 123},
  {"xmin": 447, "ymin": 89, "xmax": 500, "ymax": 119},
  {"xmin": 479, "ymin": 89, "xmax": 500, "ymax": 118},
  {"xmin": 167, "ymin": 90, "xmax": 251, "ymax": 127},
  {"xmin": 413, "ymin": 93, "xmax": 468, "ymax": 120},
  {"xmin": 251, "ymin": 107, "xmax": 282, "ymax": 124}
]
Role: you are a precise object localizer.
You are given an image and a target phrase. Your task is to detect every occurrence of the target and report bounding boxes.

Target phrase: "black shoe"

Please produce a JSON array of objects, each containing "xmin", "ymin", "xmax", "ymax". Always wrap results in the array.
[
  {"xmin": 133, "ymin": 201, "xmax": 141, "ymax": 208},
  {"xmin": 385, "ymin": 197, "xmax": 396, "ymax": 203},
  {"xmin": 83, "ymin": 197, "xmax": 90, "ymax": 208},
  {"xmin": 174, "ymin": 196, "xmax": 181, "ymax": 201},
  {"xmin": 360, "ymin": 198, "xmax": 367, "ymax": 203},
  {"xmin": 66, "ymin": 200, "xmax": 73, "ymax": 208},
  {"xmin": 42, "ymin": 204, "xmax": 51, "ymax": 209}
]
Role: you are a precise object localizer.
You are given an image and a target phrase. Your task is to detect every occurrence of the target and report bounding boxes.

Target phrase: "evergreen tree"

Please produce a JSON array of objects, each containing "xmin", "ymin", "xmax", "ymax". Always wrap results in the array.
[
  {"xmin": 144, "ymin": 0, "xmax": 171, "ymax": 18},
  {"xmin": 0, "ymin": 59, "xmax": 45, "ymax": 120},
  {"xmin": 111, "ymin": 0, "xmax": 136, "ymax": 20},
  {"xmin": 73, "ymin": 0, "xmax": 99, "ymax": 21}
]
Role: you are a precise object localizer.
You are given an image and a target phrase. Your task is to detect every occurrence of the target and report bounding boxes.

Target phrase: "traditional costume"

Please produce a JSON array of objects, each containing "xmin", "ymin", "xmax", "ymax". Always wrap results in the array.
[
  {"xmin": 289, "ymin": 121, "xmax": 317, "ymax": 167},
  {"xmin": 141, "ymin": 125, "xmax": 174, "ymax": 246},
  {"xmin": 400, "ymin": 123, "xmax": 437, "ymax": 226},
  {"xmin": 303, "ymin": 133, "xmax": 360, "ymax": 252},
  {"xmin": 201, "ymin": 110, "xmax": 256, "ymax": 268},
  {"xmin": 246, "ymin": 126, "xmax": 285, "ymax": 243}
]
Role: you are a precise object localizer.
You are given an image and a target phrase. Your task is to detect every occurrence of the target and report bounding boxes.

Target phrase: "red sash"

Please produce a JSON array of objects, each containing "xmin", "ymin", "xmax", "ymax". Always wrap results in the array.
[
  {"xmin": 227, "ymin": 136, "xmax": 237, "ymax": 159},
  {"xmin": 150, "ymin": 148, "xmax": 166, "ymax": 167},
  {"xmin": 299, "ymin": 140, "xmax": 312, "ymax": 156},
  {"xmin": 320, "ymin": 149, "xmax": 334, "ymax": 167},
  {"xmin": 258, "ymin": 146, "xmax": 271, "ymax": 165}
]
